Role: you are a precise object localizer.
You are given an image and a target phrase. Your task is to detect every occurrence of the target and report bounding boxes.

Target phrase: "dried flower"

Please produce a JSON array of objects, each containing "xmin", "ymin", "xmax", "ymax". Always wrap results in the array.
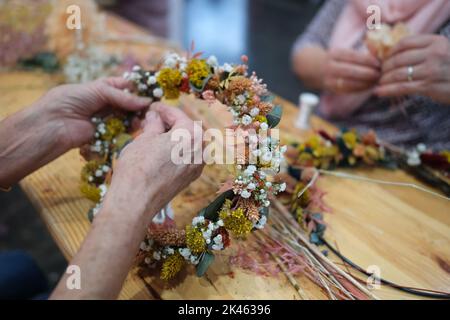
[
  {"xmin": 186, "ymin": 225, "xmax": 207, "ymax": 254},
  {"xmin": 157, "ymin": 68, "xmax": 182, "ymax": 99},
  {"xmin": 238, "ymin": 198, "xmax": 260, "ymax": 223},
  {"xmin": 186, "ymin": 59, "xmax": 210, "ymax": 88},
  {"xmin": 205, "ymin": 74, "xmax": 220, "ymax": 91},
  {"xmin": 219, "ymin": 202, "xmax": 253, "ymax": 238},
  {"xmin": 149, "ymin": 229, "xmax": 186, "ymax": 247},
  {"xmin": 80, "ymin": 182, "xmax": 101, "ymax": 202},
  {"xmin": 102, "ymin": 118, "xmax": 125, "ymax": 141},
  {"xmin": 160, "ymin": 252, "xmax": 184, "ymax": 280},
  {"xmin": 342, "ymin": 131, "xmax": 357, "ymax": 149},
  {"xmin": 227, "ymin": 76, "xmax": 252, "ymax": 95},
  {"xmin": 201, "ymin": 90, "xmax": 216, "ymax": 105},
  {"xmin": 257, "ymin": 102, "xmax": 274, "ymax": 116}
]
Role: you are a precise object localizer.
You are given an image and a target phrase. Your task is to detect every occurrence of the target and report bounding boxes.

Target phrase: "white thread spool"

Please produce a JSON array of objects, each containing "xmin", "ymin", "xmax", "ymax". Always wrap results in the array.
[{"xmin": 295, "ymin": 93, "xmax": 319, "ymax": 130}]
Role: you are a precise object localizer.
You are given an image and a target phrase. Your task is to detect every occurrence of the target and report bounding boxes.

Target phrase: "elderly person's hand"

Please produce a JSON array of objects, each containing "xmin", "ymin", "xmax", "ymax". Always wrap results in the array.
[
  {"xmin": 41, "ymin": 77, "xmax": 152, "ymax": 149},
  {"xmin": 52, "ymin": 103, "xmax": 204, "ymax": 299},
  {"xmin": 377, "ymin": 35, "xmax": 450, "ymax": 104},
  {"xmin": 0, "ymin": 77, "xmax": 151, "ymax": 188},
  {"xmin": 105, "ymin": 103, "xmax": 204, "ymax": 224},
  {"xmin": 323, "ymin": 48, "xmax": 381, "ymax": 94}
]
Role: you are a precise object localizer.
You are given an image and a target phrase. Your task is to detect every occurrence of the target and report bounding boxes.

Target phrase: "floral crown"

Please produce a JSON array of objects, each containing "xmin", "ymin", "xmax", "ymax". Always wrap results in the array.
[{"xmin": 80, "ymin": 51, "xmax": 286, "ymax": 280}]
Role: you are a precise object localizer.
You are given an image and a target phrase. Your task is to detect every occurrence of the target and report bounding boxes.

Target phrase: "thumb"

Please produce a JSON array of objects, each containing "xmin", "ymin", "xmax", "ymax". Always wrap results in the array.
[
  {"xmin": 142, "ymin": 110, "xmax": 166, "ymax": 136},
  {"xmin": 98, "ymin": 82, "xmax": 152, "ymax": 111}
]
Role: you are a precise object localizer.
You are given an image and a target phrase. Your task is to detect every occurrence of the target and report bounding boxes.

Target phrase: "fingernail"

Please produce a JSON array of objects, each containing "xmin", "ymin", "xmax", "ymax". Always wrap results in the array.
[{"xmin": 136, "ymin": 96, "xmax": 153, "ymax": 105}]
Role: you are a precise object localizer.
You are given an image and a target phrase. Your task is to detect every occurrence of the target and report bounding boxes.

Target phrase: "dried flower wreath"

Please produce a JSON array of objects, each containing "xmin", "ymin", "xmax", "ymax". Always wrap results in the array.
[
  {"xmin": 285, "ymin": 129, "xmax": 392, "ymax": 171},
  {"xmin": 80, "ymin": 52, "xmax": 287, "ymax": 280}
]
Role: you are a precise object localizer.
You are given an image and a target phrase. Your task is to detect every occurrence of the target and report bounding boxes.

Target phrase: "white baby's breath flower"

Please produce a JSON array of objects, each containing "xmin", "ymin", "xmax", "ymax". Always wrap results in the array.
[
  {"xmin": 153, "ymin": 87, "xmax": 164, "ymax": 98},
  {"xmin": 260, "ymin": 122, "xmax": 269, "ymax": 131},
  {"xmin": 262, "ymin": 152, "xmax": 272, "ymax": 163},
  {"xmin": 241, "ymin": 190, "xmax": 251, "ymax": 199},
  {"xmin": 223, "ymin": 63, "xmax": 233, "ymax": 73},
  {"xmin": 250, "ymin": 108, "xmax": 260, "ymax": 117},
  {"xmin": 279, "ymin": 182, "xmax": 286, "ymax": 192},
  {"xmin": 244, "ymin": 165, "xmax": 257, "ymax": 176},
  {"xmin": 241, "ymin": 114, "xmax": 252, "ymax": 126},
  {"xmin": 153, "ymin": 251, "xmax": 161, "ymax": 261},
  {"xmin": 207, "ymin": 55, "xmax": 218, "ymax": 67},
  {"xmin": 138, "ymin": 83, "xmax": 148, "ymax": 92},
  {"xmin": 254, "ymin": 215, "xmax": 267, "ymax": 229},
  {"xmin": 247, "ymin": 183, "xmax": 256, "ymax": 190},
  {"xmin": 179, "ymin": 248, "xmax": 191, "ymax": 257},
  {"xmin": 147, "ymin": 76, "xmax": 157, "ymax": 85}
]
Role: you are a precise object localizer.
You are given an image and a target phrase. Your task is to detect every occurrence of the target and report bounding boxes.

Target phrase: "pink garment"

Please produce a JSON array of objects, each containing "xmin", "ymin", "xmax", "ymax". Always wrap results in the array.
[{"xmin": 321, "ymin": 0, "xmax": 450, "ymax": 119}]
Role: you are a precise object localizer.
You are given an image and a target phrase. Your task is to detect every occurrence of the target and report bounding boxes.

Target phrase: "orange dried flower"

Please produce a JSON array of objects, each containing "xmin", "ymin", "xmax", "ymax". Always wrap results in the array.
[
  {"xmin": 148, "ymin": 228, "xmax": 186, "ymax": 247},
  {"xmin": 227, "ymin": 76, "xmax": 252, "ymax": 94},
  {"xmin": 238, "ymin": 198, "xmax": 260, "ymax": 223},
  {"xmin": 258, "ymin": 102, "xmax": 274, "ymax": 116}
]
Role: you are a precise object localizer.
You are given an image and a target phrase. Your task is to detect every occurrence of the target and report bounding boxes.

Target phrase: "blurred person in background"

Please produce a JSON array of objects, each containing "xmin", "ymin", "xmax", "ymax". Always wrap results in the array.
[
  {"xmin": 291, "ymin": 0, "xmax": 450, "ymax": 150},
  {"xmin": 106, "ymin": 0, "xmax": 169, "ymax": 37}
]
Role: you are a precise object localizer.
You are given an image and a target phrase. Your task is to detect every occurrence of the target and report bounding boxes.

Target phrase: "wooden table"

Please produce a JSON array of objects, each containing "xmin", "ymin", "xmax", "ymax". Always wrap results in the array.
[{"xmin": 0, "ymin": 14, "xmax": 449, "ymax": 300}]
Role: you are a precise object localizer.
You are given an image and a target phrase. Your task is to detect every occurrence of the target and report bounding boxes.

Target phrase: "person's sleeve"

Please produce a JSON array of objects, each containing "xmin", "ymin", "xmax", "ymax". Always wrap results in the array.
[{"xmin": 291, "ymin": 0, "xmax": 347, "ymax": 54}]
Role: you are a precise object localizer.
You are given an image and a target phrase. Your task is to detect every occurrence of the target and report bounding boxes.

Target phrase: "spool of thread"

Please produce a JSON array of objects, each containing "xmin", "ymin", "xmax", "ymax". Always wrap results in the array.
[{"xmin": 295, "ymin": 93, "xmax": 319, "ymax": 130}]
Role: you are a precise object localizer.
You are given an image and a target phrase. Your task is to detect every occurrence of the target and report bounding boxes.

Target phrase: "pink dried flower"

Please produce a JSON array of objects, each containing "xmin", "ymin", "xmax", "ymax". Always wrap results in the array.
[
  {"xmin": 202, "ymin": 90, "xmax": 216, "ymax": 105},
  {"xmin": 250, "ymin": 72, "xmax": 268, "ymax": 96}
]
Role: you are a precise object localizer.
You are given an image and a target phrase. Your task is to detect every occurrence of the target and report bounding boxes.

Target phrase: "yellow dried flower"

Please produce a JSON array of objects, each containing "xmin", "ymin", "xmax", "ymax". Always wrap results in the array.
[
  {"xmin": 80, "ymin": 182, "xmax": 100, "ymax": 202},
  {"xmin": 219, "ymin": 205, "xmax": 253, "ymax": 238},
  {"xmin": 442, "ymin": 151, "xmax": 450, "ymax": 163},
  {"xmin": 295, "ymin": 207, "xmax": 304, "ymax": 225},
  {"xmin": 157, "ymin": 68, "xmax": 182, "ymax": 99},
  {"xmin": 254, "ymin": 115, "xmax": 267, "ymax": 123},
  {"xmin": 103, "ymin": 118, "xmax": 125, "ymax": 141},
  {"xmin": 81, "ymin": 160, "xmax": 102, "ymax": 182},
  {"xmin": 186, "ymin": 59, "xmax": 210, "ymax": 88},
  {"xmin": 186, "ymin": 225, "xmax": 206, "ymax": 254},
  {"xmin": 342, "ymin": 131, "xmax": 357, "ymax": 149},
  {"xmin": 160, "ymin": 252, "xmax": 184, "ymax": 280}
]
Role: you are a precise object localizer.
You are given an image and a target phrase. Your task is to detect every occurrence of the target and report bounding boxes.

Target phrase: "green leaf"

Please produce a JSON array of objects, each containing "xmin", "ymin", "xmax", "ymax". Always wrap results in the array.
[
  {"xmin": 115, "ymin": 133, "xmax": 133, "ymax": 149},
  {"xmin": 200, "ymin": 190, "xmax": 234, "ymax": 221},
  {"xmin": 189, "ymin": 74, "xmax": 213, "ymax": 93},
  {"xmin": 87, "ymin": 208, "xmax": 95, "ymax": 223},
  {"xmin": 267, "ymin": 105, "xmax": 282, "ymax": 128},
  {"xmin": 196, "ymin": 252, "xmax": 215, "ymax": 277},
  {"xmin": 260, "ymin": 206, "xmax": 269, "ymax": 218},
  {"xmin": 260, "ymin": 95, "xmax": 275, "ymax": 103},
  {"xmin": 115, "ymin": 134, "xmax": 133, "ymax": 157}
]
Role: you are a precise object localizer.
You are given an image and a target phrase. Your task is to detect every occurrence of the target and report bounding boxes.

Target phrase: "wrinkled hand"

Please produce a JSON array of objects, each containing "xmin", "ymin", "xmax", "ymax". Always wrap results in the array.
[
  {"xmin": 103, "ymin": 103, "xmax": 204, "ymax": 223},
  {"xmin": 41, "ymin": 77, "xmax": 152, "ymax": 149},
  {"xmin": 323, "ymin": 48, "xmax": 381, "ymax": 94},
  {"xmin": 377, "ymin": 35, "xmax": 450, "ymax": 104}
]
